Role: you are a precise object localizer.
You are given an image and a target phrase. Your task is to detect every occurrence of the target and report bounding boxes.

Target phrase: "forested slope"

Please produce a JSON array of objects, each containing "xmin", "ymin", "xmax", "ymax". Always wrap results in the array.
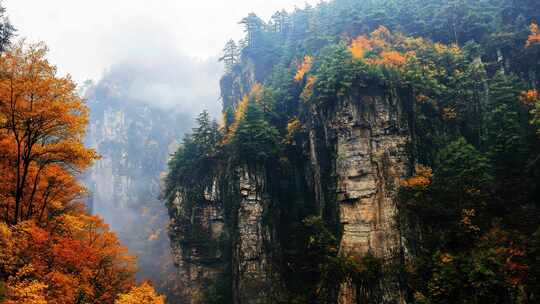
[{"xmin": 166, "ymin": 0, "xmax": 540, "ymax": 303}]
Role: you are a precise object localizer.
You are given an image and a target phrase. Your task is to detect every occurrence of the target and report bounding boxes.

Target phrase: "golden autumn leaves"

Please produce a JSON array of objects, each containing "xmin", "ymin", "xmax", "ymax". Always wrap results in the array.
[
  {"xmin": 291, "ymin": 25, "xmax": 465, "ymax": 126},
  {"xmin": 223, "ymin": 84, "xmax": 263, "ymax": 144},
  {"xmin": 227, "ymin": 26, "xmax": 468, "ymax": 145},
  {"xmin": 526, "ymin": 22, "xmax": 540, "ymax": 48},
  {"xmin": 0, "ymin": 42, "xmax": 164, "ymax": 303},
  {"xmin": 0, "ymin": 216, "xmax": 136, "ymax": 304},
  {"xmin": 0, "ymin": 41, "xmax": 98, "ymax": 225}
]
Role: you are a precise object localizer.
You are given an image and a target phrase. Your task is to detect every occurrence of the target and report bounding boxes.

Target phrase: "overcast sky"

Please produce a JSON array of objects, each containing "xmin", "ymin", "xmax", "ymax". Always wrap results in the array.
[{"xmin": 5, "ymin": 0, "xmax": 320, "ymax": 84}]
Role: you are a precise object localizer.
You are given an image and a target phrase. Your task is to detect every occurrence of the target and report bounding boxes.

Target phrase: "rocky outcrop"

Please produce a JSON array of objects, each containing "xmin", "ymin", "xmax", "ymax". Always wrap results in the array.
[
  {"xmin": 169, "ymin": 92, "xmax": 411, "ymax": 304},
  {"xmin": 169, "ymin": 193, "xmax": 224, "ymax": 304},
  {"xmin": 233, "ymin": 172, "xmax": 272, "ymax": 304},
  {"xmin": 330, "ymin": 95, "xmax": 409, "ymax": 303},
  {"xmin": 334, "ymin": 95, "xmax": 408, "ymax": 257},
  {"xmin": 82, "ymin": 82, "xmax": 189, "ymax": 303}
]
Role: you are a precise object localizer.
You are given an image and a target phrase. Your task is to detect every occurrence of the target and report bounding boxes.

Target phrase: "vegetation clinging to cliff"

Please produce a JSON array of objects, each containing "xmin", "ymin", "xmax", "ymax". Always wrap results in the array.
[{"xmin": 166, "ymin": 0, "xmax": 540, "ymax": 302}]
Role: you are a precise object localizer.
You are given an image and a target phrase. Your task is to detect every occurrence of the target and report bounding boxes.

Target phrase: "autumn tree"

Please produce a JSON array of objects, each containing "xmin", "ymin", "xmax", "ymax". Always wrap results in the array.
[
  {"xmin": 0, "ymin": 41, "xmax": 98, "ymax": 225},
  {"xmin": 526, "ymin": 22, "xmax": 540, "ymax": 48},
  {"xmin": 0, "ymin": 213, "xmax": 138, "ymax": 304},
  {"xmin": 115, "ymin": 282, "xmax": 165, "ymax": 304}
]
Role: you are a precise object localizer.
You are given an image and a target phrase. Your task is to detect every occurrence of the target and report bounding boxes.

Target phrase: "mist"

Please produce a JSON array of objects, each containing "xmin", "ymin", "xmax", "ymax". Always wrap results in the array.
[
  {"xmin": 5, "ymin": 0, "xmax": 320, "ymax": 83},
  {"xmin": 80, "ymin": 35, "xmax": 223, "ymax": 301},
  {"xmin": 86, "ymin": 31, "xmax": 223, "ymax": 116}
]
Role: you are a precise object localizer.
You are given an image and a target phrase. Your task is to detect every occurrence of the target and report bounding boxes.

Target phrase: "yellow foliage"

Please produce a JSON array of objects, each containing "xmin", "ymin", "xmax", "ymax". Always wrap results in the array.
[
  {"xmin": 401, "ymin": 164, "xmax": 432, "ymax": 189},
  {"xmin": 433, "ymin": 42, "xmax": 447, "ymax": 54},
  {"xmin": 294, "ymin": 55, "xmax": 313, "ymax": 82},
  {"xmin": 3, "ymin": 265, "xmax": 48, "ymax": 304},
  {"xmin": 223, "ymin": 84, "xmax": 263, "ymax": 143},
  {"xmin": 370, "ymin": 25, "xmax": 392, "ymax": 49},
  {"xmin": 300, "ymin": 76, "xmax": 317, "ymax": 102},
  {"xmin": 440, "ymin": 253, "xmax": 453, "ymax": 264},
  {"xmin": 526, "ymin": 22, "xmax": 540, "ymax": 48},
  {"xmin": 0, "ymin": 216, "xmax": 136, "ymax": 304},
  {"xmin": 285, "ymin": 117, "xmax": 302, "ymax": 144},
  {"xmin": 414, "ymin": 292, "xmax": 428, "ymax": 303},
  {"xmin": 0, "ymin": 41, "xmax": 98, "ymax": 225},
  {"xmin": 287, "ymin": 117, "xmax": 301, "ymax": 134},
  {"xmin": 224, "ymin": 95, "xmax": 249, "ymax": 143},
  {"xmin": 449, "ymin": 44, "xmax": 462, "ymax": 56},
  {"xmin": 367, "ymin": 50, "xmax": 407, "ymax": 68},
  {"xmin": 115, "ymin": 282, "xmax": 165, "ymax": 304},
  {"xmin": 349, "ymin": 36, "xmax": 372, "ymax": 59},
  {"xmin": 0, "ymin": 222, "xmax": 16, "ymax": 274},
  {"xmin": 348, "ymin": 26, "xmax": 417, "ymax": 70},
  {"xmin": 442, "ymin": 107, "xmax": 457, "ymax": 120}
]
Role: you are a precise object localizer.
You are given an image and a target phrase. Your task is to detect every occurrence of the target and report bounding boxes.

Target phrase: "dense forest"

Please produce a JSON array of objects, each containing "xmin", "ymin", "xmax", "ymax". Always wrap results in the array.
[{"xmin": 165, "ymin": 0, "xmax": 540, "ymax": 303}]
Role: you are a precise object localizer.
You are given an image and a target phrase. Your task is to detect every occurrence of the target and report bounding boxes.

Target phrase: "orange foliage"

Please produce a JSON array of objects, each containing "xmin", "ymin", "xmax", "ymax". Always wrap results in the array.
[
  {"xmin": 348, "ymin": 26, "xmax": 410, "ymax": 69},
  {"xmin": 526, "ymin": 22, "xmax": 540, "ymax": 48},
  {"xmin": 0, "ymin": 216, "xmax": 137, "ymax": 304},
  {"xmin": 401, "ymin": 164, "xmax": 432, "ymax": 189},
  {"xmin": 0, "ymin": 41, "xmax": 98, "ymax": 225},
  {"xmin": 300, "ymin": 76, "xmax": 317, "ymax": 102},
  {"xmin": 367, "ymin": 50, "xmax": 407, "ymax": 68},
  {"xmin": 223, "ymin": 84, "xmax": 263, "ymax": 143},
  {"xmin": 519, "ymin": 89, "xmax": 539, "ymax": 105},
  {"xmin": 349, "ymin": 36, "xmax": 372, "ymax": 59},
  {"xmin": 0, "ymin": 41, "xmax": 156, "ymax": 304},
  {"xmin": 416, "ymin": 94, "xmax": 429, "ymax": 104},
  {"xmin": 370, "ymin": 25, "xmax": 392, "ymax": 49},
  {"xmin": 439, "ymin": 253, "xmax": 454, "ymax": 264},
  {"xmin": 2, "ymin": 265, "xmax": 48, "ymax": 304},
  {"xmin": 115, "ymin": 282, "xmax": 165, "ymax": 304},
  {"xmin": 294, "ymin": 55, "xmax": 313, "ymax": 82},
  {"xmin": 442, "ymin": 107, "xmax": 458, "ymax": 120}
]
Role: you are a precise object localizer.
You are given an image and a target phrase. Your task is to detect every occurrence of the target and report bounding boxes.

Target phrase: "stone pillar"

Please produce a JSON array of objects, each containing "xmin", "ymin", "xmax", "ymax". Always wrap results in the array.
[
  {"xmin": 333, "ymin": 96, "xmax": 409, "ymax": 303},
  {"xmin": 233, "ymin": 172, "xmax": 271, "ymax": 304}
]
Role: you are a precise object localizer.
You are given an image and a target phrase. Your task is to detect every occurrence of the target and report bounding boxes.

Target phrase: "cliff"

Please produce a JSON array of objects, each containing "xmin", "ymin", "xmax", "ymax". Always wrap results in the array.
[
  {"xmin": 167, "ymin": 77, "xmax": 414, "ymax": 303},
  {"xmin": 82, "ymin": 79, "xmax": 190, "ymax": 302},
  {"xmin": 165, "ymin": 1, "xmax": 540, "ymax": 303}
]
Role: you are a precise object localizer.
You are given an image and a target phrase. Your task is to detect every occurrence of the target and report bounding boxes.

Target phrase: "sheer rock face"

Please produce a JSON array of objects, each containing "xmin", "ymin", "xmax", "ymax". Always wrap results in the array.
[
  {"xmin": 330, "ymin": 95, "xmax": 410, "ymax": 303},
  {"xmin": 333, "ymin": 95, "xmax": 408, "ymax": 257},
  {"xmin": 233, "ymin": 172, "xmax": 272, "ymax": 304},
  {"xmin": 83, "ymin": 86, "xmax": 189, "ymax": 303},
  {"xmin": 171, "ymin": 172, "xmax": 274, "ymax": 304},
  {"xmin": 169, "ymin": 194, "xmax": 224, "ymax": 304},
  {"xmin": 173, "ymin": 86, "xmax": 410, "ymax": 303}
]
